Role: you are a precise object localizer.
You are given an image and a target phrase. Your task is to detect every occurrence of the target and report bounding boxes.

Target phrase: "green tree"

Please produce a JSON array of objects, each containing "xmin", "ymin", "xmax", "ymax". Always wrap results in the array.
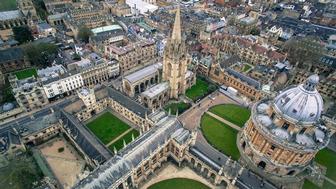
[
  {"xmin": 23, "ymin": 43, "xmax": 58, "ymax": 67},
  {"xmin": 77, "ymin": 26, "xmax": 93, "ymax": 43},
  {"xmin": 283, "ymin": 36, "xmax": 326, "ymax": 68},
  {"xmin": 250, "ymin": 27, "xmax": 260, "ymax": 35},
  {"xmin": 12, "ymin": 26, "xmax": 34, "ymax": 44}
]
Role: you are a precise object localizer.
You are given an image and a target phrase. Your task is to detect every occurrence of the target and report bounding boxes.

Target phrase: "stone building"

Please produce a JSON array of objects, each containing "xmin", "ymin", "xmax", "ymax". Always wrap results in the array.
[
  {"xmin": 17, "ymin": 0, "xmax": 38, "ymax": 20},
  {"xmin": 0, "ymin": 48, "xmax": 30, "ymax": 73},
  {"xmin": 103, "ymin": 0, "xmax": 131, "ymax": 17},
  {"xmin": 162, "ymin": 8, "xmax": 192, "ymax": 99},
  {"xmin": 238, "ymin": 75, "xmax": 332, "ymax": 185},
  {"xmin": 43, "ymin": 0, "xmax": 73, "ymax": 14},
  {"xmin": 67, "ymin": 58, "xmax": 120, "ymax": 87},
  {"xmin": 10, "ymin": 76, "xmax": 48, "ymax": 112},
  {"xmin": 209, "ymin": 63, "xmax": 263, "ymax": 101},
  {"xmin": 209, "ymin": 34, "xmax": 286, "ymax": 66},
  {"xmin": 140, "ymin": 82, "xmax": 170, "ymax": 110},
  {"xmin": 122, "ymin": 63, "xmax": 161, "ymax": 98},
  {"xmin": 66, "ymin": 4, "xmax": 113, "ymax": 37},
  {"xmin": 105, "ymin": 39, "xmax": 157, "ymax": 73}
]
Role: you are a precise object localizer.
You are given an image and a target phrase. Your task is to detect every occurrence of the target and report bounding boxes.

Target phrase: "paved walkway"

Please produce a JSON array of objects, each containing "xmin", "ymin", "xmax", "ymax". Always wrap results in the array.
[
  {"xmin": 106, "ymin": 128, "xmax": 133, "ymax": 147},
  {"xmin": 140, "ymin": 163, "xmax": 221, "ymax": 189},
  {"xmin": 206, "ymin": 112, "xmax": 242, "ymax": 131}
]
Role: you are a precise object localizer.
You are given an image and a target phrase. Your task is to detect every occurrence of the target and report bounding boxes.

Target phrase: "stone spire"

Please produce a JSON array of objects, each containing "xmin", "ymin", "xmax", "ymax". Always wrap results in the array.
[{"xmin": 171, "ymin": 6, "xmax": 181, "ymax": 43}]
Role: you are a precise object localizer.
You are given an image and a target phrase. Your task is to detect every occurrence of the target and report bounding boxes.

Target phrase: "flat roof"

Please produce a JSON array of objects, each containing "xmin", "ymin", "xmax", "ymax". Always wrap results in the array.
[
  {"xmin": 91, "ymin": 25, "xmax": 123, "ymax": 34},
  {"xmin": 141, "ymin": 82, "xmax": 169, "ymax": 98}
]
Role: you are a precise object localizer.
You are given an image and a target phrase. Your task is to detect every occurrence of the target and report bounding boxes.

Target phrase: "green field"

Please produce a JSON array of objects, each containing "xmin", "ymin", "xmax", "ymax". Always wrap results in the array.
[
  {"xmin": 0, "ymin": 154, "xmax": 43, "ymax": 189},
  {"xmin": 164, "ymin": 102, "xmax": 191, "ymax": 115},
  {"xmin": 201, "ymin": 114, "xmax": 240, "ymax": 160},
  {"xmin": 108, "ymin": 129, "xmax": 140, "ymax": 151},
  {"xmin": 0, "ymin": 0, "xmax": 17, "ymax": 11},
  {"xmin": 14, "ymin": 68, "xmax": 38, "ymax": 80},
  {"xmin": 303, "ymin": 148, "xmax": 336, "ymax": 189},
  {"xmin": 186, "ymin": 77, "xmax": 216, "ymax": 101},
  {"xmin": 243, "ymin": 64, "xmax": 252, "ymax": 72},
  {"xmin": 148, "ymin": 178, "xmax": 210, "ymax": 189},
  {"xmin": 86, "ymin": 112, "xmax": 130, "ymax": 144},
  {"xmin": 209, "ymin": 104, "xmax": 251, "ymax": 127}
]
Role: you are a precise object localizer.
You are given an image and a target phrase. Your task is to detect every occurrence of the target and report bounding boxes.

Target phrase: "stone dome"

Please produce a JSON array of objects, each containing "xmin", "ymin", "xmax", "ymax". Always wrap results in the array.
[{"xmin": 273, "ymin": 75, "xmax": 323, "ymax": 125}]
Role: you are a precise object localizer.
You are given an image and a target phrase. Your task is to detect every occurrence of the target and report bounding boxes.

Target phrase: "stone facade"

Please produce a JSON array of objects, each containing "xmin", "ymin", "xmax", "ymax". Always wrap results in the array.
[
  {"xmin": 141, "ymin": 82, "xmax": 170, "ymax": 110},
  {"xmin": 162, "ymin": 8, "xmax": 191, "ymax": 99},
  {"xmin": 105, "ymin": 40, "xmax": 157, "ymax": 73},
  {"xmin": 238, "ymin": 75, "xmax": 331, "ymax": 185},
  {"xmin": 122, "ymin": 63, "xmax": 161, "ymax": 98},
  {"xmin": 0, "ymin": 48, "xmax": 30, "ymax": 73},
  {"xmin": 209, "ymin": 63, "xmax": 263, "ymax": 101},
  {"xmin": 103, "ymin": 0, "xmax": 131, "ymax": 17},
  {"xmin": 10, "ymin": 76, "xmax": 48, "ymax": 112},
  {"xmin": 17, "ymin": 0, "xmax": 38, "ymax": 19}
]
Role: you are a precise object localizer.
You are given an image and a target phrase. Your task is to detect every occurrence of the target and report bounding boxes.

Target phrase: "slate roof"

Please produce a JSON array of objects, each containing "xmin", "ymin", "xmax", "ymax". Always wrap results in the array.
[
  {"xmin": 0, "ymin": 48, "xmax": 24, "ymax": 63},
  {"xmin": 227, "ymin": 68, "xmax": 261, "ymax": 90}
]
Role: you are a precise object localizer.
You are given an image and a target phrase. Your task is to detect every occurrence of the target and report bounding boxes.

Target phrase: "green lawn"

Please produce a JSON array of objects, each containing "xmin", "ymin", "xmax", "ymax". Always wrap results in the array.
[
  {"xmin": 209, "ymin": 104, "xmax": 251, "ymax": 127},
  {"xmin": 303, "ymin": 148, "xmax": 336, "ymax": 189},
  {"xmin": 164, "ymin": 102, "xmax": 191, "ymax": 115},
  {"xmin": 243, "ymin": 64, "xmax": 252, "ymax": 72},
  {"xmin": 108, "ymin": 129, "xmax": 140, "ymax": 151},
  {"xmin": 14, "ymin": 68, "xmax": 38, "ymax": 80},
  {"xmin": 0, "ymin": 0, "xmax": 17, "ymax": 11},
  {"xmin": 186, "ymin": 77, "xmax": 216, "ymax": 101},
  {"xmin": 201, "ymin": 114, "xmax": 240, "ymax": 160},
  {"xmin": 86, "ymin": 112, "xmax": 130, "ymax": 144},
  {"xmin": 148, "ymin": 178, "xmax": 210, "ymax": 189}
]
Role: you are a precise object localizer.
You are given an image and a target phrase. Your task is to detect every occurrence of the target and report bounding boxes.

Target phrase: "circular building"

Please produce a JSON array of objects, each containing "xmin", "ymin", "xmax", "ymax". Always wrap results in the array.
[{"xmin": 238, "ymin": 75, "xmax": 331, "ymax": 183}]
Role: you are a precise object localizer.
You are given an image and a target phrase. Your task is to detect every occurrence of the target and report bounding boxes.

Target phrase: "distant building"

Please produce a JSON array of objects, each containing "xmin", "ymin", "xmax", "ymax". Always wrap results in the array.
[
  {"xmin": 103, "ymin": 0, "xmax": 131, "ymax": 17},
  {"xmin": 105, "ymin": 39, "xmax": 157, "ymax": 73},
  {"xmin": 10, "ymin": 75, "xmax": 48, "ymax": 111},
  {"xmin": 0, "ymin": 48, "xmax": 30, "ymax": 73}
]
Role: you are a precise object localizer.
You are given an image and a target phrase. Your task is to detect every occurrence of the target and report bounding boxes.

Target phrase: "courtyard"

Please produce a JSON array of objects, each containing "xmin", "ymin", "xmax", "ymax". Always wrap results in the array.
[
  {"xmin": 185, "ymin": 77, "xmax": 217, "ymax": 102},
  {"xmin": 86, "ymin": 111, "xmax": 131, "ymax": 144},
  {"xmin": 38, "ymin": 137, "xmax": 86, "ymax": 189},
  {"xmin": 200, "ymin": 114, "xmax": 240, "ymax": 160},
  {"xmin": 209, "ymin": 104, "xmax": 251, "ymax": 127},
  {"xmin": 86, "ymin": 111, "xmax": 140, "ymax": 152},
  {"xmin": 148, "ymin": 178, "xmax": 210, "ymax": 189},
  {"xmin": 14, "ymin": 68, "xmax": 38, "ymax": 80}
]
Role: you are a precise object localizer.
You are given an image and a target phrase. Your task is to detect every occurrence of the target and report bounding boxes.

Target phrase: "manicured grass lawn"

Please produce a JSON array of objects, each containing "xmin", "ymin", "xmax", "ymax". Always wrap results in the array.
[
  {"xmin": 186, "ymin": 77, "xmax": 216, "ymax": 102},
  {"xmin": 209, "ymin": 104, "xmax": 251, "ymax": 127},
  {"xmin": 108, "ymin": 129, "xmax": 140, "ymax": 151},
  {"xmin": 14, "ymin": 68, "xmax": 38, "ymax": 80},
  {"xmin": 201, "ymin": 114, "xmax": 240, "ymax": 160},
  {"xmin": 303, "ymin": 148, "xmax": 336, "ymax": 189},
  {"xmin": 0, "ymin": 0, "xmax": 17, "ymax": 11},
  {"xmin": 148, "ymin": 178, "xmax": 210, "ymax": 189},
  {"xmin": 164, "ymin": 102, "xmax": 191, "ymax": 115},
  {"xmin": 243, "ymin": 64, "xmax": 252, "ymax": 72},
  {"xmin": 86, "ymin": 112, "xmax": 130, "ymax": 144}
]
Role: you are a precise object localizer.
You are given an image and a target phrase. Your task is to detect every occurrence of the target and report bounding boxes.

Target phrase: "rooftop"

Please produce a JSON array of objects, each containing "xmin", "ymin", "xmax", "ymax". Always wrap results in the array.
[
  {"xmin": 141, "ymin": 82, "xmax": 169, "ymax": 98},
  {"xmin": 0, "ymin": 48, "xmax": 24, "ymax": 63},
  {"xmin": 0, "ymin": 10, "xmax": 23, "ymax": 21},
  {"xmin": 124, "ymin": 63, "xmax": 162, "ymax": 84}
]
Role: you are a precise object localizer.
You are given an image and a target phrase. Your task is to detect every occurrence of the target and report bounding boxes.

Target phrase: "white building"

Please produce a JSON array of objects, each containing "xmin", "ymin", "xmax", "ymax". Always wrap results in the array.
[{"xmin": 39, "ymin": 65, "xmax": 84, "ymax": 99}]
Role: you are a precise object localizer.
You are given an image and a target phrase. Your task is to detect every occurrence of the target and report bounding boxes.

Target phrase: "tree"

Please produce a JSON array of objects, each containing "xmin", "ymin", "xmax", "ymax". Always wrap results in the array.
[
  {"xmin": 23, "ymin": 43, "xmax": 58, "ymax": 67},
  {"xmin": 250, "ymin": 27, "xmax": 260, "ymax": 35},
  {"xmin": 283, "ymin": 36, "xmax": 326, "ymax": 68},
  {"xmin": 77, "ymin": 26, "xmax": 93, "ymax": 43},
  {"xmin": 12, "ymin": 26, "xmax": 34, "ymax": 44}
]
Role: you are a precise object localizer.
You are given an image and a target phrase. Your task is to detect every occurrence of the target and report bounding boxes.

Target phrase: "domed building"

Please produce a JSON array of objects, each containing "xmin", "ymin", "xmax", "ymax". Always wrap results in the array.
[{"xmin": 238, "ymin": 75, "xmax": 331, "ymax": 183}]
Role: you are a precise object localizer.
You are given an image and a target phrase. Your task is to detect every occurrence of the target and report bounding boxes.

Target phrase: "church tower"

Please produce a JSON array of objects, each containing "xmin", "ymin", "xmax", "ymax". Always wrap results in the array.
[{"xmin": 162, "ymin": 7, "xmax": 191, "ymax": 99}]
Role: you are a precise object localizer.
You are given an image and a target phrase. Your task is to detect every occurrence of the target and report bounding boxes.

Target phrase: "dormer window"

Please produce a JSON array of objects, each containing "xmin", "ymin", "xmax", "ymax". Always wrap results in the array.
[
  {"xmin": 292, "ymin": 109, "xmax": 297, "ymax": 113},
  {"xmin": 282, "ymin": 123, "xmax": 289, "ymax": 130}
]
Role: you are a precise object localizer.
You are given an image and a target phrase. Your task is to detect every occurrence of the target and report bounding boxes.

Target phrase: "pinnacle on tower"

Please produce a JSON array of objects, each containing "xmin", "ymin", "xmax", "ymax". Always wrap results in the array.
[{"xmin": 171, "ymin": 6, "xmax": 181, "ymax": 43}]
